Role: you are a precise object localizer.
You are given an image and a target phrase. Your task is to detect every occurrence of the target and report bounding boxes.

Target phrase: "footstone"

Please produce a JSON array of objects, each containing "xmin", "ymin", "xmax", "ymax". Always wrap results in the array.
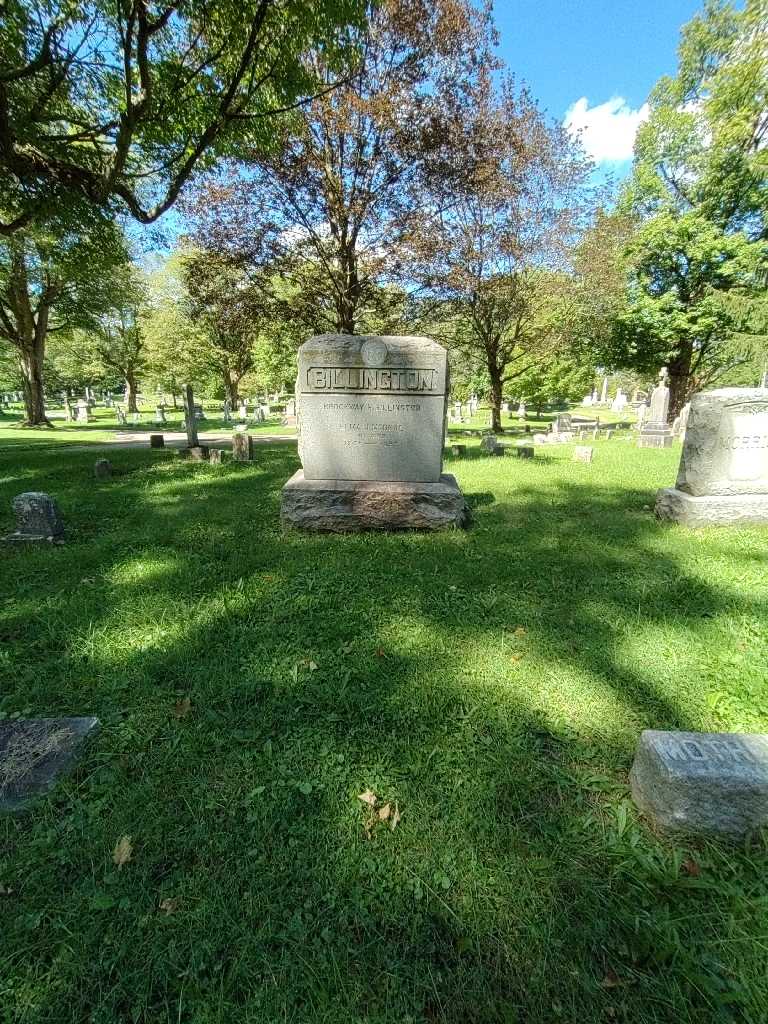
[
  {"xmin": 93, "ymin": 459, "xmax": 112, "ymax": 481},
  {"xmin": 573, "ymin": 446, "xmax": 594, "ymax": 463},
  {"xmin": 515, "ymin": 445, "xmax": 534, "ymax": 459},
  {"xmin": 630, "ymin": 729, "xmax": 768, "ymax": 838},
  {"xmin": 232, "ymin": 433, "xmax": 253, "ymax": 462},
  {"xmin": 0, "ymin": 717, "xmax": 100, "ymax": 812},
  {"xmin": 187, "ymin": 445, "xmax": 209, "ymax": 461},
  {"xmin": 5, "ymin": 492, "xmax": 64, "ymax": 543},
  {"xmin": 149, "ymin": 433, "xmax": 165, "ymax": 449},
  {"xmin": 281, "ymin": 470, "xmax": 467, "ymax": 532}
]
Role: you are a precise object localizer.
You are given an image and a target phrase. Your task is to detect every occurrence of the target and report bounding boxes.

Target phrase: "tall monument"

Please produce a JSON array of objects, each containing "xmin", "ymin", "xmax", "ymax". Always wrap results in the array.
[{"xmin": 638, "ymin": 369, "xmax": 673, "ymax": 448}]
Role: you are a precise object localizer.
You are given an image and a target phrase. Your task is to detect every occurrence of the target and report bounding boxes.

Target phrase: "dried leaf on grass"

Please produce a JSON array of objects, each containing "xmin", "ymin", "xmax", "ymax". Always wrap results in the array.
[
  {"xmin": 357, "ymin": 789, "xmax": 377, "ymax": 806},
  {"xmin": 172, "ymin": 698, "xmax": 192, "ymax": 719},
  {"xmin": 113, "ymin": 835, "xmax": 133, "ymax": 870},
  {"xmin": 159, "ymin": 897, "xmax": 180, "ymax": 915}
]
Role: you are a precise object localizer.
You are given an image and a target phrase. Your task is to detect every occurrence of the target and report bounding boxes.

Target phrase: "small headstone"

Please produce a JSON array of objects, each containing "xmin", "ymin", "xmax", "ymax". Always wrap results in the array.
[
  {"xmin": 5, "ymin": 492, "xmax": 64, "ymax": 543},
  {"xmin": 603, "ymin": 429, "xmax": 614, "ymax": 440},
  {"xmin": 209, "ymin": 448, "xmax": 225, "ymax": 465},
  {"xmin": 0, "ymin": 717, "xmax": 100, "ymax": 812},
  {"xmin": 553, "ymin": 413, "xmax": 573, "ymax": 433},
  {"xmin": 480, "ymin": 435, "xmax": 503, "ymax": 455},
  {"xmin": 630, "ymin": 729, "xmax": 768, "ymax": 839},
  {"xmin": 149, "ymin": 434, "xmax": 165, "ymax": 449},
  {"xmin": 194, "ymin": 403, "xmax": 206, "ymax": 421},
  {"xmin": 238, "ymin": 402, "xmax": 248, "ymax": 420},
  {"xmin": 187, "ymin": 445, "xmax": 209, "ymax": 461},
  {"xmin": 450, "ymin": 444, "xmax": 466, "ymax": 457},
  {"xmin": 93, "ymin": 458, "xmax": 112, "ymax": 481},
  {"xmin": 232, "ymin": 433, "xmax": 253, "ymax": 462},
  {"xmin": 116, "ymin": 407, "xmax": 127, "ymax": 425},
  {"xmin": 74, "ymin": 400, "xmax": 91, "ymax": 423},
  {"xmin": 573, "ymin": 446, "xmax": 594, "ymax": 463},
  {"xmin": 515, "ymin": 445, "xmax": 534, "ymax": 459},
  {"xmin": 154, "ymin": 405, "xmax": 167, "ymax": 425},
  {"xmin": 638, "ymin": 370, "xmax": 673, "ymax": 448}
]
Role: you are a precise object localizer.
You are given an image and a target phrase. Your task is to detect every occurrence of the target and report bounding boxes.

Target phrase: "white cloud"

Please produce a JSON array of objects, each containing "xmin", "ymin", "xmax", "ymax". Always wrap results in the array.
[{"xmin": 563, "ymin": 96, "xmax": 649, "ymax": 164}]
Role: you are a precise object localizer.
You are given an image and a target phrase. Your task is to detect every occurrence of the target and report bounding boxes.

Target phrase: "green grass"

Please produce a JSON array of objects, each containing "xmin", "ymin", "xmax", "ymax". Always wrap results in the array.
[{"xmin": 1, "ymin": 436, "xmax": 767, "ymax": 1023}]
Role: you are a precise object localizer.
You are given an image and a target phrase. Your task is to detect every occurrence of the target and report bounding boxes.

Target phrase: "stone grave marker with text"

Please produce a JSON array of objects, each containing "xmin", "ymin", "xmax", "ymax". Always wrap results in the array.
[
  {"xmin": 4, "ymin": 492, "xmax": 64, "ymax": 543},
  {"xmin": 0, "ymin": 717, "xmax": 100, "ymax": 812}
]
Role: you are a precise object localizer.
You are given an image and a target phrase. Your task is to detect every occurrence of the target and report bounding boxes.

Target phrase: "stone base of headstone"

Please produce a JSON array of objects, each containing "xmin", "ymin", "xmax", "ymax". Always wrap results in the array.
[
  {"xmin": 638, "ymin": 430, "xmax": 673, "ymax": 449},
  {"xmin": 186, "ymin": 445, "xmax": 209, "ymax": 461},
  {"xmin": 515, "ymin": 446, "xmax": 534, "ymax": 459},
  {"xmin": 0, "ymin": 717, "xmax": 100, "ymax": 812},
  {"xmin": 149, "ymin": 434, "xmax": 165, "ymax": 449},
  {"xmin": 280, "ymin": 471, "xmax": 468, "ymax": 532},
  {"xmin": 630, "ymin": 729, "xmax": 768, "ymax": 839},
  {"xmin": 655, "ymin": 487, "xmax": 768, "ymax": 527}
]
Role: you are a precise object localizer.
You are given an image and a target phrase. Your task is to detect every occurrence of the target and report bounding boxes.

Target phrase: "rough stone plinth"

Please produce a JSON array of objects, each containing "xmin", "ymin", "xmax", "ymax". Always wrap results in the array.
[
  {"xmin": 149, "ymin": 433, "xmax": 165, "ymax": 449},
  {"xmin": 655, "ymin": 487, "xmax": 768, "ymax": 527},
  {"xmin": 232, "ymin": 433, "xmax": 253, "ymax": 462},
  {"xmin": 0, "ymin": 717, "xmax": 100, "ymax": 812},
  {"xmin": 281, "ymin": 470, "xmax": 467, "ymax": 532},
  {"xmin": 515, "ymin": 446, "xmax": 534, "ymax": 459},
  {"xmin": 630, "ymin": 729, "xmax": 768, "ymax": 838},
  {"xmin": 209, "ymin": 449, "xmax": 224, "ymax": 465},
  {"xmin": 5, "ymin": 492, "xmax": 64, "ymax": 543},
  {"xmin": 573, "ymin": 446, "xmax": 594, "ymax": 463},
  {"xmin": 187, "ymin": 445, "xmax": 209, "ymax": 461}
]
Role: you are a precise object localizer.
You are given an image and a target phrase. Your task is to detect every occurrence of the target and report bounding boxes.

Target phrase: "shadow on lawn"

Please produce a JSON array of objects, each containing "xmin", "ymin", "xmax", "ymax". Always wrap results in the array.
[{"xmin": 1, "ymin": 447, "xmax": 766, "ymax": 1022}]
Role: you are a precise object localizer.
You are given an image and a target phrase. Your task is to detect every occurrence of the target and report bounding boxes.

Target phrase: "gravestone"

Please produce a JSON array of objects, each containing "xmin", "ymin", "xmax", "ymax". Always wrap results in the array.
[
  {"xmin": 4, "ymin": 492, "xmax": 64, "ymax": 543},
  {"xmin": 450, "ymin": 444, "xmax": 466, "ymax": 457},
  {"xmin": 193, "ymin": 403, "xmax": 206, "ymax": 421},
  {"xmin": 93, "ymin": 459, "xmax": 112, "ymax": 481},
  {"xmin": 154, "ymin": 405, "xmax": 167, "ymax": 425},
  {"xmin": 656, "ymin": 388, "xmax": 768, "ymax": 526},
  {"xmin": 599, "ymin": 377, "xmax": 609, "ymax": 405},
  {"xmin": 187, "ymin": 445, "xmax": 209, "ymax": 461},
  {"xmin": 149, "ymin": 433, "xmax": 165, "ymax": 449},
  {"xmin": 0, "ymin": 717, "xmax": 100, "ymax": 812},
  {"xmin": 75, "ymin": 400, "xmax": 91, "ymax": 423},
  {"xmin": 281, "ymin": 334, "xmax": 466, "ymax": 531},
  {"xmin": 480, "ymin": 435, "xmax": 503, "ymax": 455},
  {"xmin": 630, "ymin": 729, "xmax": 768, "ymax": 838},
  {"xmin": 573, "ymin": 446, "xmax": 594, "ymax": 463},
  {"xmin": 232, "ymin": 433, "xmax": 253, "ymax": 462},
  {"xmin": 517, "ymin": 402, "xmax": 526, "ymax": 420},
  {"xmin": 116, "ymin": 407, "xmax": 127, "ymax": 425},
  {"xmin": 238, "ymin": 402, "xmax": 248, "ymax": 420},
  {"xmin": 515, "ymin": 445, "xmax": 534, "ymax": 459},
  {"xmin": 638, "ymin": 370, "xmax": 673, "ymax": 448},
  {"xmin": 222, "ymin": 399, "xmax": 232, "ymax": 424},
  {"xmin": 552, "ymin": 413, "xmax": 573, "ymax": 434},
  {"xmin": 209, "ymin": 448, "xmax": 225, "ymax": 465}
]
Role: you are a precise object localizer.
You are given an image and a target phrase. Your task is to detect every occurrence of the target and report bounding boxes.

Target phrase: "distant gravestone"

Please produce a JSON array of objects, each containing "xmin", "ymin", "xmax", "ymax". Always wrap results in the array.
[
  {"xmin": 4, "ymin": 492, "xmax": 64, "ymax": 543},
  {"xmin": 238, "ymin": 402, "xmax": 248, "ymax": 420},
  {"xmin": 552, "ymin": 413, "xmax": 573, "ymax": 434},
  {"xmin": 149, "ymin": 433, "xmax": 165, "ymax": 449},
  {"xmin": 93, "ymin": 459, "xmax": 112, "ymax": 481},
  {"xmin": 573, "ymin": 446, "xmax": 594, "ymax": 463},
  {"xmin": 656, "ymin": 388, "xmax": 768, "ymax": 526},
  {"xmin": 154, "ymin": 405, "xmax": 167, "ymax": 425},
  {"xmin": 74, "ymin": 400, "xmax": 91, "ymax": 423},
  {"xmin": 630, "ymin": 729, "xmax": 768, "ymax": 838},
  {"xmin": 515, "ymin": 445, "xmax": 534, "ymax": 459},
  {"xmin": 116, "ymin": 407, "xmax": 127, "ymax": 425},
  {"xmin": 480, "ymin": 435, "xmax": 503, "ymax": 455},
  {"xmin": 187, "ymin": 445, "xmax": 209, "ymax": 461},
  {"xmin": 209, "ymin": 448, "xmax": 225, "ymax": 465},
  {"xmin": 232, "ymin": 433, "xmax": 253, "ymax": 462},
  {"xmin": 638, "ymin": 370, "xmax": 673, "ymax": 448},
  {"xmin": 281, "ymin": 334, "xmax": 466, "ymax": 530},
  {"xmin": 0, "ymin": 717, "xmax": 100, "ymax": 812},
  {"xmin": 450, "ymin": 444, "xmax": 466, "ymax": 457}
]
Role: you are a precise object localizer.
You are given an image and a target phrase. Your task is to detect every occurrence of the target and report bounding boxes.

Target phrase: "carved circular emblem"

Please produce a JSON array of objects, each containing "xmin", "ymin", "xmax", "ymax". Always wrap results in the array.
[{"xmin": 361, "ymin": 338, "xmax": 388, "ymax": 366}]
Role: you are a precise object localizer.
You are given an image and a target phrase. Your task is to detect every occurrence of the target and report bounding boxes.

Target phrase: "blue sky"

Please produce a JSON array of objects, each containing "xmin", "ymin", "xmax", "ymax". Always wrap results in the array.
[{"xmin": 495, "ymin": 0, "xmax": 703, "ymax": 171}]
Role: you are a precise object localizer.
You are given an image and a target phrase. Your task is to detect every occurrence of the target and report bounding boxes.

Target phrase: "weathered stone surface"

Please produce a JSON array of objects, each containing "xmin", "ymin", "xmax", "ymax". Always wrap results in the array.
[
  {"xmin": 187, "ymin": 445, "xmax": 209, "ymax": 461},
  {"xmin": 449, "ymin": 444, "xmax": 466, "ymax": 456},
  {"xmin": 638, "ymin": 431, "xmax": 673, "ymax": 449},
  {"xmin": 281, "ymin": 470, "xmax": 467, "ymax": 532},
  {"xmin": 630, "ymin": 729, "xmax": 768, "ymax": 838},
  {"xmin": 515, "ymin": 445, "xmax": 534, "ymax": 459},
  {"xmin": 552, "ymin": 413, "xmax": 572, "ymax": 433},
  {"xmin": 5, "ymin": 492, "xmax": 64, "ymax": 543},
  {"xmin": 231, "ymin": 433, "xmax": 253, "ymax": 462},
  {"xmin": 296, "ymin": 334, "xmax": 447, "ymax": 483},
  {"xmin": 655, "ymin": 487, "xmax": 768, "ymax": 526},
  {"xmin": 480, "ymin": 435, "xmax": 503, "ymax": 455},
  {"xmin": 675, "ymin": 389, "xmax": 768, "ymax": 497},
  {"xmin": 93, "ymin": 459, "xmax": 112, "ymax": 481},
  {"xmin": 573, "ymin": 446, "xmax": 594, "ymax": 463},
  {"xmin": 209, "ymin": 448, "xmax": 224, "ymax": 465},
  {"xmin": 149, "ymin": 433, "xmax": 165, "ymax": 449},
  {"xmin": 0, "ymin": 717, "xmax": 100, "ymax": 812}
]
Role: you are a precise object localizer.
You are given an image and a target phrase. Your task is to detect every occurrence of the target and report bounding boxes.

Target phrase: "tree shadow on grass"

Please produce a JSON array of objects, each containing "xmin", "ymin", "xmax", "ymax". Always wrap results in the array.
[{"xmin": 1, "ymin": 447, "xmax": 767, "ymax": 1023}]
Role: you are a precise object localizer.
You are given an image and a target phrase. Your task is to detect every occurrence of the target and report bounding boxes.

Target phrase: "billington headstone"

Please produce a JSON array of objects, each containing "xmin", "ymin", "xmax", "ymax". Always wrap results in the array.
[
  {"xmin": 656, "ymin": 388, "xmax": 768, "ymax": 526},
  {"xmin": 630, "ymin": 729, "xmax": 768, "ymax": 838},
  {"xmin": 281, "ymin": 335, "xmax": 466, "ymax": 530}
]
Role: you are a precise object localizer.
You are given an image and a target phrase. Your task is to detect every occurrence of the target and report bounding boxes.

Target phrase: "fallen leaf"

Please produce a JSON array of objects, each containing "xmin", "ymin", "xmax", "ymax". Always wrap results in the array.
[
  {"xmin": 390, "ymin": 803, "xmax": 401, "ymax": 831},
  {"xmin": 375, "ymin": 647, "xmax": 386, "ymax": 658},
  {"xmin": 600, "ymin": 968, "xmax": 624, "ymax": 989},
  {"xmin": 510, "ymin": 653, "xmax": 523, "ymax": 662},
  {"xmin": 682, "ymin": 857, "xmax": 701, "ymax": 877},
  {"xmin": 308, "ymin": 661, "xmax": 318, "ymax": 672},
  {"xmin": 159, "ymin": 897, "xmax": 179, "ymax": 915},
  {"xmin": 514, "ymin": 626, "xmax": 527, "ymax": 636},
  {"xmin": 378, "ymin": 802, "xmax": 391, "ymax": 821},
  {"xmin": 113, "ymin": 835, "xmax": 133, "ymax": 870},
  {"xmin": 172, "ymin": 697, "xmax": 191, "ymax": 719},
  {"xmin": 357, "ymin": 789, "xmax": 377, "ymax": 806}
]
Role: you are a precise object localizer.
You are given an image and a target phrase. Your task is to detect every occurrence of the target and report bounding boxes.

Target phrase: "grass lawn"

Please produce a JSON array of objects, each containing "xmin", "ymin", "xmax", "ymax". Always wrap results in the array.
[{"xmin": 1, "ymin": 435, "xmax": 767, "ymax": 1023}]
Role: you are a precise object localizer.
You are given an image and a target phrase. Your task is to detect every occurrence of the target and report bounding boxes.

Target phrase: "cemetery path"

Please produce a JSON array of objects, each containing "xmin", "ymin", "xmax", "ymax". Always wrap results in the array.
[{"xmin": 67, "ymin": 430, "xmax": 297, "ymax": 450}]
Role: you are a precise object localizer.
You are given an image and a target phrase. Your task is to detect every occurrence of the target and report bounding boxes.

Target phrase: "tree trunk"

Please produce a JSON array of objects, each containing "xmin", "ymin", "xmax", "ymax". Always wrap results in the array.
[
  {"xmin": 488, "ymin": 366, "xmax": 503, "ymax": 433},
  {"xmin": 19, "ymin": 342, "xmax": 51, "ymax": 426},
  {"xmin": 224, "ymin": 372, "xmax": 239, "ymax": 409},
  {"xmin": 667, "ymin": 349, "xmax": 693, "ymax": 419},
  {"xmin": 125, "ymin": 372, "xmax": 139, "ymax": 413}
]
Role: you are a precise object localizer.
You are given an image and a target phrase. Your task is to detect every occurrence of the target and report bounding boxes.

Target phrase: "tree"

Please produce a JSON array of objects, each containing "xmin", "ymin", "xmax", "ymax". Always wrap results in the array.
[
  {"xmin": 614, "ymin": 0, "xmax": 768, "ymax": 413},
  {"xmin": 184, "ymin": 0, "xmax": 494, "ymax": 335},
  {"xmin": 0, "ymin": 0, "xmax": 367, "ymax": 233},
  {"xmin": 513, "ymin": 352, "xmax": 597, "ymax": 416},
  {"xmin": 0, "ymin": 215, "xmax": 129, "ymax": 424},
  {"xmin": 91, "ymin": 269, "xmax": 149, "ymax": 412},
  {"xmin": 412, "ymin": 73, "xmax": 592, "ymax": 431}
]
